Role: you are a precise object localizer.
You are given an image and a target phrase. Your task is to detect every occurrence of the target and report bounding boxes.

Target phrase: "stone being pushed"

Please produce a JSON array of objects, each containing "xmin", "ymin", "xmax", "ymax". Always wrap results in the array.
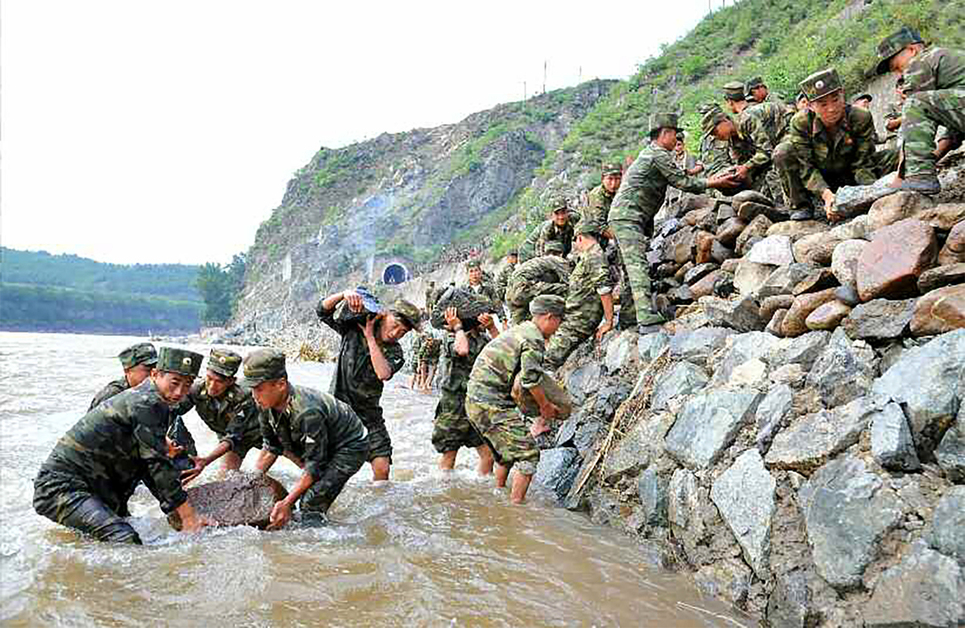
[
  {"xmin": 512, "ymin": 371, "xmax": 573, "ymax": 420},
  {"xmin": 168, "ymin": 471, "xmax": 288, "ymax": 531}
]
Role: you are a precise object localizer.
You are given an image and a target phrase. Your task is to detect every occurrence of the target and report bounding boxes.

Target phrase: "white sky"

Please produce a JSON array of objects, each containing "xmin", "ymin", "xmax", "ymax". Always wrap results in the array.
[{"xmin": 1, "ymin": 1, "xmax": 714, "ymax": 266}]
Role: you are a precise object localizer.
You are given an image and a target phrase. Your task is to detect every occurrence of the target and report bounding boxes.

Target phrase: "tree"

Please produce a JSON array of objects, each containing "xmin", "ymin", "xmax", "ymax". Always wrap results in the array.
[{"xmin": 195, "ymin": 263, "xmax": 232, "ymax": 325}]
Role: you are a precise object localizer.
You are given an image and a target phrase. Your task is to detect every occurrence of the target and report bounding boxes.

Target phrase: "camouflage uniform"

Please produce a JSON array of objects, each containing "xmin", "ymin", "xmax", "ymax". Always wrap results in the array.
[
  {"xmin": 544, "ymin": 238, "xmax": 610, "ymax": 370},
  {"xmin": 773, "ymin": 68, "xmax": 899, "ymax": 210},
  {"xmin": 410, "ymin": 331, "xmax": 426, "ymax": 369},
  {"xmin": 33, "ymin": 347, "xmax": 204, "ymax": 544},
  {"xmin": 91, "ymin": 382, "xmax": 196, "ymax": 458},
  {"xmin": 424, "ymin": 283, "xmax": 437, "ymax": 317},
  {"xmin": 884, "ymin": 101, "xmax": 903, "ymax": 148},
  {"xmin": 737, "ymin": 101, "xmax": 792, "ymax": 202},
  {"xmin": 466, "ymin": 320, "xmax": 548, "ymax": 475},
  {"xmin": 582, "ymin": 184, "xmax": 615, "ymax": 239},
  {"xmin": 89, "ymin": 342, "xmax": 158, "ymax": 411},
  {"xmin": 89, "ymin": 378, "xmax": 130, "ymax": 411},
  {"xmin": 432, "ymin": 329, "xmax": 490, "ymax": 453},
  {"xmin": 317, "ymin": 301, "xmax": 405, "ymax": 462},
  {"xmin": 418, "ymin": 333, "xmax": 442, "ymax": 373},
  {"xmin": 898, "ymin": 46, "xmax": 965, "ymax": 178},
  {"xmin": 464, "ymin": 280, "xmax": 499, "ymax": 311},
  {"xmin": 257, "ymin": 383, "xmax": 367, "ymax": 514},
  {"xmin": 700, "ymin": 133, "xmax": 736, "ymax": 178},
  {"xmin": 535, "ymin": 217, "xmax": 576, "ymax": 258},
  {"xmin": 494, "ymin": 259, "xmax": 517, "ymax": 318},
  {"xmin": 611, "ymin": 116, "xmax": 710, "ymax": 327},
  {"xmin": 505, "ymin": 254, "xmax": 571, "ymax": 325},
  {"xmin": 517, "ymin": 223, "xmax": 543, "ymax": 263},
  {"xmin": 174, "ymin": 380, "xmax": 261, "ymax": 460}
]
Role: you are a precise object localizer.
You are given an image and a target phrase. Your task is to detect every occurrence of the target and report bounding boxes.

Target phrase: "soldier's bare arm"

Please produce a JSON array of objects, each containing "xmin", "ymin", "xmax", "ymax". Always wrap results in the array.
[
  {"xmin": 361, "ymin": 315, "xmax": 393, "ymax": 380},
  {"xmin": 255, "ymin": 449, "xmax": 278, "ymax": 473}
]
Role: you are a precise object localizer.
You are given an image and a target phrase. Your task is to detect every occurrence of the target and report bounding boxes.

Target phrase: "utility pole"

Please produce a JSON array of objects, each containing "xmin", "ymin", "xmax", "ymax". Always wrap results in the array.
[
  {"xmin": 523, "ymin": 81, "xmax": 527, "ymax": 101},
  {"xmin": 543, "ymin": 60, "xmax": 547, "ymax": 94},
  {"xmin": 578, "ymin": 66, "xmax": 582, "ymax": 83}
]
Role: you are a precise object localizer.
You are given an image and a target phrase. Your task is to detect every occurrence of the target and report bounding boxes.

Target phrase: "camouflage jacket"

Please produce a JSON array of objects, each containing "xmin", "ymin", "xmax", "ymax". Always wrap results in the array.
[
  {"xmin": 90, "ymin": 376, "xmax": 196, "ymax": 455},
  {"xmin": 565, "ymin": 241, "xmax": 610, "ymax": 315},
  {"xmin": 507, "ymin": 255, "xmax": 572, "ymax": 305},
  {"xmin": 786, "ymin": 105, "xmax": 879, "ymax": 194},
  {"xmin": 517, "ymin": 222, "xmax": 544, "ymax": 263},
  {"xmin": 410, "ymin": 332, "xmax": 426, "ymax": 361},
  {"xmin": 467, "ymin": 320, "xmax": 546, "ymax": 409},
  {"xmin": 581, "ymin": 184, "xmax": 615, "ymax": 238},
  {"xmin": 258, "ymin": 384, "xmax": 367, "ymax": 481},
  {"xmin": 317, "ymin": 301, "xmax": 405, "ymax": 427},
  {"xmin": 463, "ymin": 280, "xmax": 499, "ymax": 310},
  {"xmin": 494, "ymin": 261, "xmax": 517, "ymax": 303},
  {"xmin": 38, "ymin": 379, "xmax": 188, "ymax": 515},
  {"xmin": 419, "ymin": 333, "xmax": 442, "ymax": 362},
  {"xmin": 536, "ymin": 218, "xmax": 577, "ymax": 258},
  {"xmin": 902, "ymin": 46, "xmax": 965, "ymax": 94},
  {"xmin": 738, "ymin": 101, "xmax": 791, "ymax": 175},
  {"xmin": 89, "ymin": 378, "xmax": 129, "ymax": 410},
  {"xmin": 174, "ymin": 380, "xmax": 260, "ymax": 453},
  {"xmin": 610, "ymin": 143, "xmax": 708, "ymax": 224},
  {"xmin": 441, "ymin": 329, "xmax": 491, "ymax": 397},
  {"xmin": 700, "ymin": 133, "xmax": 735, "ymax": 177}
]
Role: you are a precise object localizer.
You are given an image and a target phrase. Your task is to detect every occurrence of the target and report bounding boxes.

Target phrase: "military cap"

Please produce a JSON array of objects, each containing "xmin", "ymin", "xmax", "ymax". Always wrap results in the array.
[
  {"xmin": 745, "ymin": 93, "xmax": 757, "ymax": 103},
  {"xmin": 466, "ymin": 259, "xmax": 481, "ymax": 270},
  {"xmin": 701, "ymin": 107, "xmax": 729, "ymax": 136},
  {"xmin": 799, "ymin": 68, "xmax": 842, "ymax": 101},
  {"xmin": 529, "ymin": 294, "xmax": 566, "ymax": 317},
  {"xmin": 157, "ymin": 346, "xmax": 203, "ymax": 377},
  {"xmin": 722, "ymin": 81, "xmax": 746, "ymax": 101},
  {"xmin": 796, "ymin": 91, "xmax": 808, "ymax": 102},
  {"xmin": 875, "ymin": 27, "xmax": 923, "ymax": 75},
  {"xmin": 206, "ymin": 348, "xmax": 242, "ymax": 378},
  {"xmin": 243, "ymin": 348, "xmax": 287, "ymax": 385},
  {"xmin": 648, "ymin": 112, "xmax": 681, "ymax": 134},
  {"xmin": 746, "ymin": 76, "xmax": 765, "ymax": 90},
  {"xmin": 574, "ymin": 220, "xmax": 599, "ymax": 237},
  {"xmin": 118, "ymin": 342, "xmax": 157, "ymax": 369},
  {"xmin": 549, "ymin": 196, "xmax": 569, "ymax": 212},
  {"xmin": 601, "ymin": 162, "xmax": 622, "ymax": 176},
  {"xmin": 390, "ymin": 298, "xmax": 422, "ymax": 331},
  {"xmin": 544, "ymin": 240, "xmax": 566, "ymax": 255},
  {"xmin": 853, "ymin": 93, "xmax": 873, "ymax": 104}
]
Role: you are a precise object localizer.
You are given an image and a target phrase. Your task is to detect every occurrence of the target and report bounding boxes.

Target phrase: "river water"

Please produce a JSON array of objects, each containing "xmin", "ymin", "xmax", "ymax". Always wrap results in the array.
[{"xmin": 0, "ymin": 332, "xmax": 748, "ymax": 627}]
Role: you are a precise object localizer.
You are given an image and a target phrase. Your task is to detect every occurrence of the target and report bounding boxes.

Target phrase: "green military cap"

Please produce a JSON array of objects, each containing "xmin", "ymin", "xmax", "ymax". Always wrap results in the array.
[
  {"xmin": 548, "ymin": 196, "xmax": 569, "ymax": 212},
  {"xmin": 466, "ymin": 259, "xmax": 481, "ymax": 270},
  {"xmin": 648, "ymin": 112, "xmax": 681, "ymax": 134},
  {"xmin": 746, "ymin": 76, "xmax": 765, "ymax": 90},
  {"xmin": 206, "ymin": 348, "xmax": 242, "ymax": 378},
  {"xmin": 156, "ymin": 346, "xmax": 203, "ymax": 377},
  {"xmin": 574, "ymin": 220, "xmax": 598, "ymax": 237},
  {"xmin": 722, "ymin": 81, "xmax": 746, "ymax": 101},
  {"xmin": 243, "ymin": 348, "xmax": 287, "ymax": 385},
  {"xmin": 529, "ymin": 294, "xmax": 565, "ymax": 317},
  {"xmin": 799, "ymin": 68, "xmax": 842, "ymax": 101},
  {"xmin": 118, "ymin": 342, "xmax": 157, "ymax": 369},
  {"xmin": 701, "ymin": 107, "xmax": 729, "ymax": 136},
  {"xmin": 876, "ymin": 27, "xmax": 923, "ymax": 75},
  {"xmin": 601, "ymin": 162, "xmax": 622, "ymax": 176},
  {"xmin": 390, "ymin": 298, "xmax": 422, "ymax": 331},
  {"xmin": 853, "ymin": 93, "xmax": 873, "ymax": 104},
  {"xmin": 544, "ymin": 240, "xmax": 566, "ymax": 255}
]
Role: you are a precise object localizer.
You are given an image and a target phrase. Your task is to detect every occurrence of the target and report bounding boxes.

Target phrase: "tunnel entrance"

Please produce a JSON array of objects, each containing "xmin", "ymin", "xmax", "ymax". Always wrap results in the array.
[{"xmin": 382, "ymin": 263, "xmax": 409, "ymax": 285}]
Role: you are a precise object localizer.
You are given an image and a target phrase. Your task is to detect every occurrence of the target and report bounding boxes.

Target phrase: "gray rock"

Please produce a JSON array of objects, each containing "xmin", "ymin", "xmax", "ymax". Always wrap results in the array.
[
  {"xmin": 534, "ymin": 447, "xmax": 581, "ymax": 502},
  {"xmin": 168, "ymin": 472, "xmax": 288, "ymax": 530},
  {"xmin": 748, "ymin": 235, "xmax": 795, "ymax": 267},
  {"xmin": 929, "ymin": 486, "xmax": 965, "ymax": 563},
  {"xmin": 834, "ymin": 285, "xmax": 860, "ymax": 306},
  {"xmin": 841, "ymin": 298, "xmax": 917, "ymax": 340},
  {"xmin": 806, "ymin": 328, "xmax": 876, "ymax": 408},
  {"xmin": 566, "ymin": 362, "xmax": 602, "ymax": 405},
  {"xmin": 709, "ymin": 331, "xmax": 781, "ymax": 387},
  {"xmin": 602, "ymin": 414, "xmax": 674, "ymax": 481},
  {"xmin": 651, "ymin": 362, "xmax": 709, "ymax": 411},
  {"xmin": 667, "ymin": 468, "xmax": 698, "ymax": 531},
  {"xmin": 700, "ymin": 294, "xmax": 764, "ymax": 332},
  {"xmin": 694, "ymin": 558, "xmax": 753, "ymax": 608},
  {"xmin": 799, "ymin": 455, "xmax": 902, "ymax": 590},
  {"xmin": 710, "ymin": 449, "xmax": 776, "ymax": 579},
  {"xmin": 759, "ymin": 263, "xmax": 818, "ymax": 299},
  {"xmin": 832, "ymin": 176, "xmax": 898, "ymax": 217},
  {"xmin": 555, "ymin": 416, "xmax": 579, "ymax": 447},
  {"xmin": 864, "ymin": 541, "xmax": 965, "ymax": 628},
  {"xmin": 684, "ymin": 262, "xmax": 718, "ymax": 285},
  {"xmin": 734, "ymin": 259, "xmax": 776, "ymax": 296},
  {"xmin": 575, "ymin": 420, "xmax": 603, "ymax": 457},
  {"xmin": 637, "ymin": 468, "xmax": 670, "ymax": 527},
  {"xmin": 665, "ymin": 389, "xmax": 762, "ymax": 469},
  {"xmin": 756, "ymin": 384, "xmax": 795, "ymax": 454},
  {"xmin": 936, "ymin": 407, "xmax": 965, "ymax": 483},
  {"xmin": 669, "ymin": 326, "xmax": 735, "ymax": 365},
  {"xmin": 766, "ymin": 331, "xmax": 831, "ymax": 370},
  {"xmin": 604, "ymin": 331, "xmax": 637, "ymax": 372},
  {"xmin": 873, "ymin": 329, "xmax": 965, "ymax": 459},
  {"xmin": 766, "ymin": 569, "xmax": 819, "ymax": 628},
  {"xmin": 870, "ymin": 402, "xmax": 922, "ymax": 471},
  {"xmin": 637, "ymin": 331, "xmax": 670, "ymax": 364},
  {"xmin": 770, "ymin": 363, "xmax": 806, "ymax": 388},
  {"xmin": 830, "ymin": 239, "xmax": 867, "ymax": 291},
  {"xmin": 765, "ymin": 394, "xmax": 888, "ymax": 473}
]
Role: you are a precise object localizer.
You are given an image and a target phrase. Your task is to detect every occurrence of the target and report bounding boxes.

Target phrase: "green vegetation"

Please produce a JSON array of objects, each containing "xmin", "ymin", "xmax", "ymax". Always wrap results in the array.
[{"xmin": 195, "ymin": 254, "xmax": 246, "ymax": 325}]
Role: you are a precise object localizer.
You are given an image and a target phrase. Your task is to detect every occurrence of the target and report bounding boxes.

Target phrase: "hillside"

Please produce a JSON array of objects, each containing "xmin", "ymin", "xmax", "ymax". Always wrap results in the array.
[{"xmin": 0, "ymin": 248, "xmax": 202, "ymax": 334}]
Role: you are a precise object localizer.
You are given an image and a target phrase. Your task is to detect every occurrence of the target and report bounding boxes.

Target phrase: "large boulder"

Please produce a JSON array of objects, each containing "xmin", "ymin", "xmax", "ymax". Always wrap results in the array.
[
  {"xmin": 759, "ymin": 263, "xmax": 818, "ymax": 299},
  {"xmin": 566, "ymin": 362, "xmax": 602, "ymax": 405},
  {"xmin": 928, "ymin": 486, "xmax": 965, "ymax": 562},
  {"xmin": 856, "ymin": 218, "xmax": 938, "ymax": 302},
  {"xmin": 830, "ymin": 239, "xmax": 867, "ymax": 291},
  {"xmin": 734, "ymin": 260, "xmax": 775, "ymax": 296},
  {"xmin": 918, "ymin": 263, "xmax": 965, "ymax": 293},
  {"xmin": 765, "ymin": 331, "xmax": 831, "ymax": 370},
  {"xmin": 936, "ymin": 405, "xmax": 965, "ymax": 482},
  {"xmin": 799, "ymin": 455, "xmax": 902, "ymax": 590},
  {"xmin": 866, "ymin": 190, "xmax": 935, "ymax": 231},
  {"xmin": 937, "ymin": 220, "xmax": 965, "ymax": 266},
  {"xmin": 805, "ymin": 328, "xmax": 876, "ymax": 408},
  {"xmin": 841, "ymin": 298, "xmax": 917, "ymax": 340},
  {"xmin": 870, "ymin": 401, "xmax": 921, "ymax": 471},
  {"xmin": 602, "ymin": 414, "xmax": 674, "ymax": 482},
  {"xmin": 636, "ymin": 468, "xmax": 670, "ymax": 528},
  {"xmin": 910, "ymin": 284, "xmax": 965, "ymax": 336},
  {"xmin": 637, "ymin": 330, "xmax": 671, "ymax": 365},
  {"xmin": 604, "ymin": 331, "xmax": 637, "ymax": 372},
  {"xmin": 700, "ymin": 294, "xmax": 764, "ymax": 332},
  {"xmin": 651, "ymin": 362, "xmax": 709, "ymax": 411},
  {"xmin": 668, "ymin": 326, "xmax": 735, "ymax": 365},
  {"xmin": 168, "ymin": 472, "xmax": 288, "ymax": 530},
  {"xmin": 833, "ymin": 176, "xmax": 898, "ymax": 217},
  {"xmin": 864, "ymin": 542, "xmax": 965, "ymax": 628},
  {"xmin": 665, "ymin": 389, "xmax": 762, "ymax": 469},
  {"xmin": 748, "ymin": 235, "xmax": 795, "ymax": 267},
  {"xmin": 710, "ymin": 449, "xmax": 776, "ymax": 579},
  {"xmin": 534, "ymin": 447, "xmax": 581, "ymax": 502}
]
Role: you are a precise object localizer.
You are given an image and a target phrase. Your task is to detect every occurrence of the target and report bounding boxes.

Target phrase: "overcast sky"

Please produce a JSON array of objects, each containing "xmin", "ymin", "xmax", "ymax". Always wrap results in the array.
[{"xmin": 2, "ymin": 1, "xmax": 714, "ymax": 265}]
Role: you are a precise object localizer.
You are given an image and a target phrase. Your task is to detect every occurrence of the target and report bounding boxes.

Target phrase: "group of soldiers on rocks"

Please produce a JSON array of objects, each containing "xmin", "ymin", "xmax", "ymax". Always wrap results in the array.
[{"xmin": 32, "ymin": 27, "xmax": 965, "ymax": 541}]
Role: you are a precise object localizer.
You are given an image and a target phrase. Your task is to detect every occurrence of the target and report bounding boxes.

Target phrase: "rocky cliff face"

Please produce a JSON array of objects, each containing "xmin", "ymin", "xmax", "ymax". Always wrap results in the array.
[{"xmin": 235, "ymin": 81, "xmax": 614, "ymax": 330}]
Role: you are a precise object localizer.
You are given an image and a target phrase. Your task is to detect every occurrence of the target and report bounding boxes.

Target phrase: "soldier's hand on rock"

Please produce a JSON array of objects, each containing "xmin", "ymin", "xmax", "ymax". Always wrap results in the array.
[
  {"xmin": 267, "ymin": 500, "xmax": 292, "ymax": 530},
  {"xmin": 822, "ymin": 189, "xmax": 839, "ymax": 221},
  {"xmin": 165, "ymin": 437, "xmax": 184, "ymax": 459},
  {"xmin": 707, "ymin": 172, "xmax": 741, "ymax": 190},
  {"xmin": 595, "ymin": 320, "xmax": 614, "ymax": 342},
  {"xmin": 444, "ymin": 307, "xmax": 461, "ymax": 330},
  {"xmin": 343, "ymin": 290, "xmax": 364, "ymax": 312},
  {"xmin": 180, "ymin": 457, "xmax": 207, "ymax": 485}
]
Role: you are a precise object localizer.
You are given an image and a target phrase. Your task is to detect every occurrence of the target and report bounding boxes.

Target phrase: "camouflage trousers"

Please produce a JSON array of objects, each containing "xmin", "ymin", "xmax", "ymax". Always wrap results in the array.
[
  {"xmin": 544, "ymin": 302, "xmax": 604, "ymax": 370},
  {"xmin": 465, "ymin": 400, "xmax": 539, "ymax": 475},
  {"xmin": 773, "ymin": 141, "xmax": 899, "ymax": 209},
  {"xmin": 33, "ymin": 470, "xmax": 142, "ymax": 544},
  {"xmin": 299, "ymin": 443, "xmax": 366, "ymax": 516},
  {"xmin": 432, "ymin": 391, "xmax": 485, "ymax": 453},
  {"xmin": 611, "ymin": 218, "xmax": 662, "ymax": 327},
  {"xmin": 901, "ymin": 89, "xmax": 965, "ymax": 177},
  {"xmin": 507, "ymin": 281, "xmax": 568, "ymax": 325}
]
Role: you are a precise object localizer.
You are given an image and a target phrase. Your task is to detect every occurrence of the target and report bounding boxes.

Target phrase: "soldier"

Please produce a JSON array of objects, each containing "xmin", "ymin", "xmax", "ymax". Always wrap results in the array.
[
  {"xmin": 89, "ymin": 342, "xmax": 158, "ymax": 410},
  {"xmin": 746, "ymin": 76, "xmax": 774, "ymax": 104},
  {"xmin": 466, "ymin": 294, "xmax": 565, "ymax": 504},
  {"xmin": 505, "ymin": 241, "xmax": 571, "ymax": 325},
  {"xmin": 772, "ymin": 68, "xmax": 899, "ymax": 221},
  {"xmin": 582, "ymin": 162, "xmax": 623, "ymax": 242},
  {"xmin": 875, "ymin": 27, "xmax": 965, "ymax": 194},
  {"xmin": 316, "ymin": 289, "xmax": 421, "ymax": 481},
  {"xmin": 424, "ymin": 281, "xmax": 437, "ymax": 317},
  {"xmin": 536, "ymin": 196, "xmax": 577, "ymax": 258},
  {"xmin": 493, "ymin": 248, "xmax": 519, "ymax": 326},
  {"xmin": 433, "ymin": 306, "xmax": 498, "ymax": 475},
  {"xmin": 544, "ymin": 223, "xmax": 614, "ymax": 371},
  {"xmin": 722, "ymin": 82, "xmax": 791, "ymax": 202},
  {"xmin": 463, "ymin": 260, "xmax": 499, "ymax": 311},
  {"xmin": 884, "ymin": 76, "xmax": 906, "ymax": 149},
  {"xmin": 610, "ymin": 113, "xmax": 740, "ymax": 333},
  {"xmin": 795, "ymin": 91, "xmax": 809, "ymax": 113},
  {"xmin": 406, "ymin": 329, "xmax": 427, "ymax": 390},
  {"xmin": 853, "ymin": 93, "xmax": 873, "ymax": 110},
  {"xmin": 245, "ymin": 349, "xmax": 368, "ymax": 526},
  {"xmin": 418, "ymin": 330, "xmax": 442, "ymax": 393},
  {"xmin": 33, "ymin": 347, "xmax": 212, "ymax": 544},
  {"xmin": 176, "ymin": 348, "xmax": 262, "ymax": 483}
]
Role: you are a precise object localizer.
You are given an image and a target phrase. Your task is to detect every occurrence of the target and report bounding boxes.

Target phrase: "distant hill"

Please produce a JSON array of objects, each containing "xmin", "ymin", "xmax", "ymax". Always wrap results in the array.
[{"xmin": 0, "ymin": 248, "xmax": 202, "ymax": 334}]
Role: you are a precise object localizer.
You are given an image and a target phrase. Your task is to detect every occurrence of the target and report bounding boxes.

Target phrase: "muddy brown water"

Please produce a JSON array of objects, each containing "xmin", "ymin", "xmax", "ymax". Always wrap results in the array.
[{"xmin": 0, "ymin": 332, "xmax": 749, "ymax": 627}]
